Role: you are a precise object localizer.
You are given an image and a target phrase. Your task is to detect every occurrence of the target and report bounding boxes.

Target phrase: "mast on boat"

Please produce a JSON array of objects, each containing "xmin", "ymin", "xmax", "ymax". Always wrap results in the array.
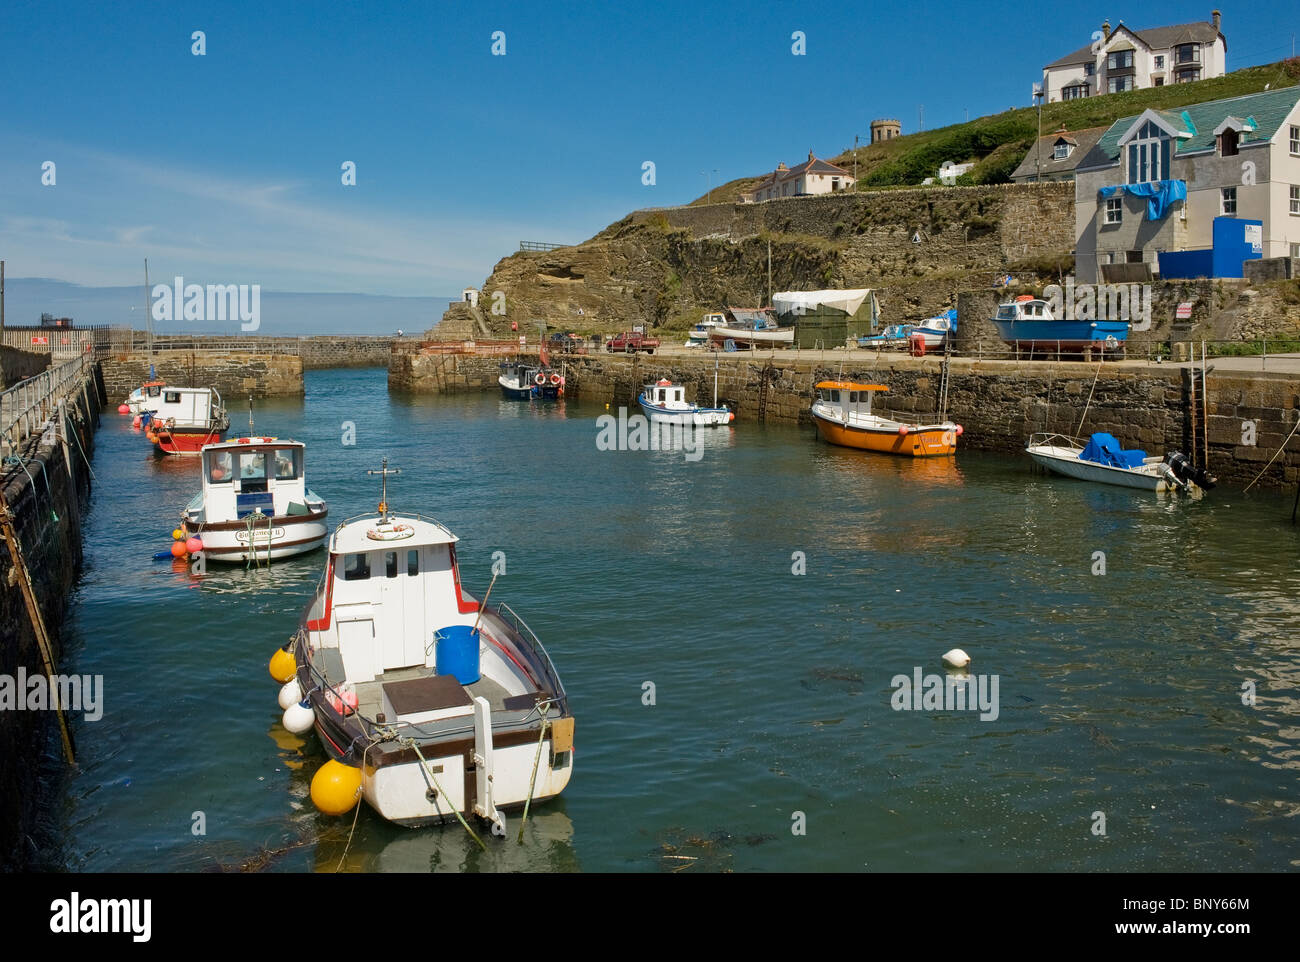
[
  {"xmin": 143, "ymin": 257, "xmax": 154, "ymax": 372},
  {"xmin": 366, "ymin": 457, "xmax": 401, "ymax": 522}
]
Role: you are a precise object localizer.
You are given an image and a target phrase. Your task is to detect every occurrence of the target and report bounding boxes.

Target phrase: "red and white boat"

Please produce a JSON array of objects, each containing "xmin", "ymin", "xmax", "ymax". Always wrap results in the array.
[{"xmin": 142, "ymin": 387, "xmax": 229, "ymax": 455}]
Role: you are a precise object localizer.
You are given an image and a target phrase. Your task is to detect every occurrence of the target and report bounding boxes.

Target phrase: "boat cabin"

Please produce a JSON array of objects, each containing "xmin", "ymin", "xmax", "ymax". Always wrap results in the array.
[
  {"xmin": 813, "ymin": 380, "xmax": 888, "ymax": 418},
  {"xmin": 995, "ymin": 297, "xmax": 1055, "ymax": 322},
  {"xmin": 500, "ymin": 361, "xmax": 535, "ymax": 384},
  {"xmin": 198, "ymin": 438, "xmax": 309, "ymax": 520},
  {"xmin": 306, "ymin": 517, "xmax": 475, "ymax": 684},
  {"xmin": 146, "ymin": 387, "xmax": 223, "ymax": 428},
  {"xmin": 645, "ymin": 378, "xmax": 686, "ymax": 407}
]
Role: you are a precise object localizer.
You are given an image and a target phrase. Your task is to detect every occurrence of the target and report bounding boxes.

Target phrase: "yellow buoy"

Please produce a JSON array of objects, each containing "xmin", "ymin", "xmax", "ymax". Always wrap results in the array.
[
  {"xmin": 172, "ymin": 528, "xmax": 184, "ymax": 540},
  {"xmin": 311, "ymin": 760, "xmax": 362, "ymax": 816},
  {"xmin": 269, "ymin": 648, "xmax": 297, "ymax": 684}
]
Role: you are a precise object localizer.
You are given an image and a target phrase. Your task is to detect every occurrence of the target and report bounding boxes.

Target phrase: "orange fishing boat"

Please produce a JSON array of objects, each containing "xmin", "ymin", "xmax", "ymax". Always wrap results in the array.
[{"xmin": 810, "ymin": 381, "xmax": 961, "ymax": 457}]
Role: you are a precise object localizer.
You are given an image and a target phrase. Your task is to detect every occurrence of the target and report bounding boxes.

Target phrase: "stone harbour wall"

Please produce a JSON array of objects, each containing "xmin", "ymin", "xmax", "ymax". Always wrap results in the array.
[{"xmin": 100, "ymin": 350, "xmax": 304, "ymax": 399}]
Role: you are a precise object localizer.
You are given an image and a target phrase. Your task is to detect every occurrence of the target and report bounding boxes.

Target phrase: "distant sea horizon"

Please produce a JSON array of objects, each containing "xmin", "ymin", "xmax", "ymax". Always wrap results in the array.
[{"xmin": 1, "ymin": 277, "xmax": 456, "ymax": 336}]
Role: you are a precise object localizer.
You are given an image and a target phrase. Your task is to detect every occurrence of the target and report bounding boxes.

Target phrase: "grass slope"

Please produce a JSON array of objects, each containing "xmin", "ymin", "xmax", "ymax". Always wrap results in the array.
[{"xmin": 689, "ymin": 59, "xmax": 1300, "ymax": 203}]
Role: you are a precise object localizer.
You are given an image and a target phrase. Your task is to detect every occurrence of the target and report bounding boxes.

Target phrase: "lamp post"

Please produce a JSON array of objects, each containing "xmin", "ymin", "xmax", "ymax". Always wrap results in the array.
[{"xmin": 701, "ymin": 169, "xmax": 718, "ymax": 204}]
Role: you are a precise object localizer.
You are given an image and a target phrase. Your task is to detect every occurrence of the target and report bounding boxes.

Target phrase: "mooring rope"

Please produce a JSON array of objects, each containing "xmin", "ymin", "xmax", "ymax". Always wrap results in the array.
[
  {"xmin": 1244, "ymin": 414, "xmax": 1300, "ymax": 492},
  {"xmin": 517, "ymin": 704, "xmax": 551, "ymax": 843},
  {"xmin": 1074, "ymin": 357, "xmax": 1104, "ymax": 438},
  {"xmin": 403, "ymin": 737, "xmax": 486, "ymax": 851}
]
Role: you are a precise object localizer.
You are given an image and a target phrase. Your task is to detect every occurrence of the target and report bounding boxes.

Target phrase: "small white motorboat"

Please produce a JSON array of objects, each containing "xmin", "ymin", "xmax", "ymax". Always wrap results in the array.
[
  {"xmin": 637, "ymin": 377, "xmax": 733, "ymax": 426},
  {"xmin": 1025, "ymin": 432, "xmax": 1214, "ymax": 494},
  {"xmin": 685, "ymin": 313, "xmax": 725, "ymax": 348},
  {"xmin": 180, "ymin": 436, "xmax": 329, "ymax": 561},
  {"xmin": 275, "ymin": 460, "xmax": 574, "ymax": 831}
]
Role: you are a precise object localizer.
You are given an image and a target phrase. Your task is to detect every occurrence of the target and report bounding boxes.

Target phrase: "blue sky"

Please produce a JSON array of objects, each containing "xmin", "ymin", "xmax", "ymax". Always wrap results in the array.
[{"xmin": 2, "ymin": 0, "xmax": 1297, "ymax": 310}]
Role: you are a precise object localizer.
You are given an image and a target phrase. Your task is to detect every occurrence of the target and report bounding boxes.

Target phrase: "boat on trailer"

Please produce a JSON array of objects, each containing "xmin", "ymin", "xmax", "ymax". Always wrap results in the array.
[
  {"xmin": 992, "ymin": 296, "xmax": 1128, "ymax": 357},
  {"xmin": 810, "ymin": 380, "xmax": 962, "ymax": 457},
  {"xmin": 142, "ymin": 387, "xmax": 229, "ymax": 455},
  {"xmin": 1025, "ymin": 432, "xmax": 1214, "ymax": 494},
  {"xmin": 279, "ymin": 461, "xmax": 574, "ymax": 830},
  {"xmin": 180, "ymin": 437, "xmax": 329, "ymax": 562}
]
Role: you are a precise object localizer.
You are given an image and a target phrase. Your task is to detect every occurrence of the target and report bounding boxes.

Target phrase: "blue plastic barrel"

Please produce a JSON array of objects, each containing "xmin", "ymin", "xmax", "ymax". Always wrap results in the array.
[{"xmin": 434, "ymin": 625, "xmax": 481, "ymax": 685}]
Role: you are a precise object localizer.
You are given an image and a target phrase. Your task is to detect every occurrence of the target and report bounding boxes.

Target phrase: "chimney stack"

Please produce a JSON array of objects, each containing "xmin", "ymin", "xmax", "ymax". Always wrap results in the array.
[
  {"xmin": 1212, "ymin": 10, "xmax": 1221, "ymax": 32},
  {"xmin": 1102, "ymin": 19, "xmax": 1111, "ymax": 40}
]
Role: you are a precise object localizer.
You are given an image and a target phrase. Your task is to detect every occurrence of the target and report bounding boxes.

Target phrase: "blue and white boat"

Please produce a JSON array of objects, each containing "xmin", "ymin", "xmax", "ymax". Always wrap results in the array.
[
  {"xmin": 1025, "ymin": 432, "xmax": 1213, "ymax": 494},
  {"xmin": 637, "ymin": 378, "xmax": 733, "ymax": 427},
  {"xmin": 992, "ymin": 296, "xmax": 1128, "ymax": 354},
  {"xmin": 498, "ymin": 361, "xmax": 537, "ymax": 400},
  {"xmin": 857, "ymin": 324, "xmax": 913, "ymax": 349},
  {"xmin": 913, "ymin": 308, "xmax": 956, "ymax": 349}
]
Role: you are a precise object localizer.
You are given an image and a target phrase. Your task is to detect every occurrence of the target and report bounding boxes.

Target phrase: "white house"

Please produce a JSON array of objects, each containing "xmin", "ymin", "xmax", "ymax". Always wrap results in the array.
[
  {"xmin": 743, "ymin": 152, "xmax": 856, "ymax": 202},
  {"xmin": 1043, "ymin": 11, "xmax": 1226, "ymax": 103}
]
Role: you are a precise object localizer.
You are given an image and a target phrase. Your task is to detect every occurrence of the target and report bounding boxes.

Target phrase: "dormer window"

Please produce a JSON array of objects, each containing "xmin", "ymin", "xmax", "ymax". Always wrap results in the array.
[
  {"xmin": 1107, "ymin": 50, "xmax": 1133, "ymax": 70},
  {"xmin": 1218, "ymin": 128, "xmax": 1239, "ymax": 156},
  {"xmin": 1126, "ymin": 120, "xmax": 1171, "ymax": 184},
  {"xmin": 1053, "ymin": 141, "xmax": 1073, "ymax": 161}
]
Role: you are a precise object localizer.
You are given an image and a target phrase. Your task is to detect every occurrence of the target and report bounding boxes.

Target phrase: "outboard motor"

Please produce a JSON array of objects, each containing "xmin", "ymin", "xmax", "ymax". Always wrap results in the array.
[{"xmin": 1166, "ymin": 451, "xmax": 1217, "ymax": 491}]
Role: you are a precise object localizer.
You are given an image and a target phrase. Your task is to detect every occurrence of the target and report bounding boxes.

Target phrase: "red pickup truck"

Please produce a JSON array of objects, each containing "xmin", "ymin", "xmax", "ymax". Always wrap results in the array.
[{"xmin": 605, "ymin": 331, "xmax": 660, "ymax": 354}]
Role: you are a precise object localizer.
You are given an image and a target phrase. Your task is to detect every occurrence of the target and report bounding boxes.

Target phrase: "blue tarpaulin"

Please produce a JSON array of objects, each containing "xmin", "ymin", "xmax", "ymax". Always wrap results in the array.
[
  {"xmin": 1098, "ymin": 180, "xmax": 1187, "ymax": 220},
  {"xmin": 1079, "ymin": 433, "xmax": 1146, "ymax": 469}
]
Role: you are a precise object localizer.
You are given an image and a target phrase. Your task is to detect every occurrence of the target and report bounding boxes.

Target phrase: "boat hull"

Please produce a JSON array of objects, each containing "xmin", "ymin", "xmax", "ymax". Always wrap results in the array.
[
  {"xmin": 498, "ymin": 379, "xmax": 533, "ymax": 400},
  {"xmin": 184, "ymin": 509, "xmax": 329, "ymax": 561},
  {"xmin": 150, "ymin": 427, "xmax": 226, "ymax": 455},
  {"xmin": 811, "ymin": 408, "xmax": 957, "ymax": 457},
  {"xmin": 710, "ymin": 326, "xmax": 793, "ymax": 349},
  {"xmin": 992, "ymin": 319, "xmax": 1129, "ymax": 351}
]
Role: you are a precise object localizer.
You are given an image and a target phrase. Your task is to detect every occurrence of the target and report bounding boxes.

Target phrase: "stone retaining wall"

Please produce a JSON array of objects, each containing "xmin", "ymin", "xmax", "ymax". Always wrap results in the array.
[{"xmin": 100, "ymin": 350, "xmax": 304, "ymax": 399}]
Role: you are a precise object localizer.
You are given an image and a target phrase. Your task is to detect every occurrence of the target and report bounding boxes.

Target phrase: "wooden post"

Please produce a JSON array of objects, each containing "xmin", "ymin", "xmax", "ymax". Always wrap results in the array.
[{"xmin": 0, "ymin": 487, "xmax": 76, "ymax": 764}]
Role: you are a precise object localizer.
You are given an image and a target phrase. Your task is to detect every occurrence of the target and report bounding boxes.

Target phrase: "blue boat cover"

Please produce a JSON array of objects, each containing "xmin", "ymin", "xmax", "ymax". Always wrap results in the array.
[{"xmin": 1079, "ymin": 432, "xmax": 1146, "ymax": 469}]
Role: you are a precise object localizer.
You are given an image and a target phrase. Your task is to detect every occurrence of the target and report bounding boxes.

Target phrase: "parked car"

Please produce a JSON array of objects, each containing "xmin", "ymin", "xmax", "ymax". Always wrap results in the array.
[{"xmin": 605, "ymin": 331, "xmax": 660, "ymax": 354}]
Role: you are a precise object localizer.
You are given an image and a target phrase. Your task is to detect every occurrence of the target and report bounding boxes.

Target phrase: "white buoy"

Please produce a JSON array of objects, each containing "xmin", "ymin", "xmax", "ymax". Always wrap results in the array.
[
  {"xmin": 278, "ymin": 678, "xmax": 304, "ymax": 710},
  {"xmin": 282, "ymin": 699, "xmax": 315, "ymax": 735},
  {"xmin": 941, "ymin": 648, "xmax": 971, "ymax": 670}
]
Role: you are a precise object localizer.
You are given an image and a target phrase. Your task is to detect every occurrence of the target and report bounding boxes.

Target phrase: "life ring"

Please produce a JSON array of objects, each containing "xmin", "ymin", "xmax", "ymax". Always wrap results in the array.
[
  {"xmin": 534, "ymin": 373, "xmax": 546, "ymax": 385},
  {"xmin": 366, "ymin": 522, "xmax": 415, "ymax": 541},
  {"xmin": 549, "ymin": 373, "xmax": 561, "ymax": 385}
]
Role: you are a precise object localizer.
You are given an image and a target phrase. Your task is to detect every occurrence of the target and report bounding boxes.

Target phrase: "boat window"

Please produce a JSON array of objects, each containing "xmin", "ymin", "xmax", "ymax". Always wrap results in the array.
[
  {"xmin": 407, "ymin": 549, "xmax": 419, "ymax": 576},
  {"xmin": 385, "ymin": 551, "xmax": 398, "ymax": 578},
  {"xmin": 165, "ymin": 391, "xmax": 181, "ymax": 403},
  {"xmin": 239, "ymin": 451, "xmax": 267, "ymax": 480},
  {"xmin": 343, "ymin": 553, "xmax": 370, "ymax": 581},
  {"xmin": 147, "ymin": 385, "xmax": 162, "ymax": 397},
  {"xmin": 206, "ymin": 451, "xmax": 233, "ymax": 484},
  {"xmin": 657, "ymin": 389, "xmax": 665, "ymax": 402},
  {"xmin": 849, "ymin": 391, "xmax": 858, "ymax": 403},
  {"xmin": 273, "ymin": 447, "xmax": 300, "ymax": 480}
]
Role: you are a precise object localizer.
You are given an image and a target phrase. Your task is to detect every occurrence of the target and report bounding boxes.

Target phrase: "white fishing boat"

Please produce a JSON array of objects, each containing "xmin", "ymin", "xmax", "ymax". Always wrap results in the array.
[
  {"xmin": 498, "ymin": 361, "xmax": 537, "ymax": 400},
  {"xmin": 637, "ymin": 377, "xmax": 734, "ymax": 426},
  {"xmin": 912, "ymin": 309, "xmax": 957, "ymax": 349},
  {"xmin": 1025, "ymin": 432, "xmax": 1213, "ymax": 494},
  {"xmin": 685, "ymin": 313, "xmax": 725, "ymax": 348},
  {"xmin": 180, "ymin": 436, "xmax": 329, "ymax": 561},
  {"xmin": 120, "ymin": 379, "xmax": 167, "ymax": 415},
  {"xmin": 710, "ymin": 314, "xmax": 792, "ymax": 349},
  {"xmin": 273, "ymin": 461, "xmax": 574, "ymax": 831}
]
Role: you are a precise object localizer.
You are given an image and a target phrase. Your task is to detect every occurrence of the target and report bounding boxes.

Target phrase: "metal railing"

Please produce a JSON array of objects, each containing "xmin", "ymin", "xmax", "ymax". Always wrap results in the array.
[
  {"xmin": 0, "ymin": 353, "xmax": 95, "ymax": 456},
  {"xmin": 519, "ymin": 241, "xmax": 567, "ymax": 252}
]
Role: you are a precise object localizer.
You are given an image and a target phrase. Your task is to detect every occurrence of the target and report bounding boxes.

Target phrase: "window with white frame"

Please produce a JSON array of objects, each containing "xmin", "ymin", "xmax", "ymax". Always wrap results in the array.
[
  {"xmin": 1109, "ymin": 76, "xmax": 1132, "ymax": 94},
  {"xmin": 1126, "ymin": 120, "xmax": 1171, "ymax": 183},
  {"xmin": 1292, "ymin": 243, "xmax": 1300, "ymax": 259},
  {"xmin": 1107, "ymin": 50, "xmax": 1133, "ymax": 70},
  {"xmin": 1105, "ymin": 197, "xmax": 1122, "ymax": 224},
  {"xmin": 1291, "ymin": 125, "xmax": 1300, "ymax": 154},
  {"xmin": 1153, "ymin": 55, "xmax": 1164, "ymax": 70},
  {"xmin": 1053, "ymin": 142, "xmax": 1072, "ymax": 160},
  {"xmin": 1221, "ymin": 186, "xmax": 1237, "ymax": 215},
  {"xmin": 1291, "ymin": 185, "xmax": 1300, "ymax": 215}
]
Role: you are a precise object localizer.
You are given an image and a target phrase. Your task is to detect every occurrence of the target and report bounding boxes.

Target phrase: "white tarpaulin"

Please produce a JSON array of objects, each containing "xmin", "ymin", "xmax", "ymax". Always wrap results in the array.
[{"xmin": 772, "ymin": 289, "xmax": 874, "ymax": 317}]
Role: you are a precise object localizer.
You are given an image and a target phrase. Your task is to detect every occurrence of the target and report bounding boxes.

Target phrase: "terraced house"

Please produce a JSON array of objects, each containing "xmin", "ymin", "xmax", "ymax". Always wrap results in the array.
[
  {"xmin": 1042, "ymin": 11, "xmax": 1226, "ymax": 103},
  {"xmin": 1072, "ymin": 86, "xmax": 1300, "ymax": 283}
]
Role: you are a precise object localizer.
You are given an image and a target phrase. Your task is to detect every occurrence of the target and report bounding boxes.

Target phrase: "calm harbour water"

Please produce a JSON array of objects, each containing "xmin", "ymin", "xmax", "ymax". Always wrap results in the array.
[{"xmin": 34, "ymin": 367, "xmax": 1300, "ymax": 872}]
